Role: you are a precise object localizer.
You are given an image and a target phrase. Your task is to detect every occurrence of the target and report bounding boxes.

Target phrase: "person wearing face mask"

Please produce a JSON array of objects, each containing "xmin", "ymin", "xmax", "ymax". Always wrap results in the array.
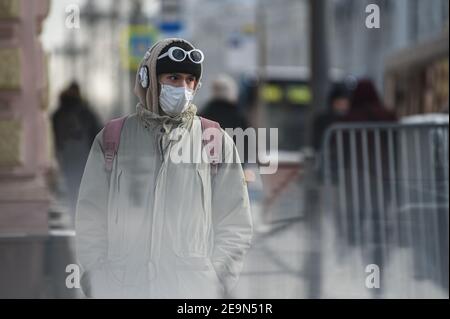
[{"xmin": 75, "ymin": 38, "xmax": 253, "ymax": 299}]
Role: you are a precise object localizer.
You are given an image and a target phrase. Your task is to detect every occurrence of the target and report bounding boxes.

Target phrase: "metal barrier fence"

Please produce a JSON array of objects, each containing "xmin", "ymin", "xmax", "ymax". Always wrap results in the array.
[{"xmin": 320, "ymin": 123, "xmax": 449, "ymax": 297}]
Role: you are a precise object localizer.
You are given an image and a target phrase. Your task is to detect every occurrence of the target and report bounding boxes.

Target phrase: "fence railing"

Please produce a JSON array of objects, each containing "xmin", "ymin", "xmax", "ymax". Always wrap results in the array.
[{"xmin": 320, "ymin": 122, "xmax": 449, "ymax": 297}]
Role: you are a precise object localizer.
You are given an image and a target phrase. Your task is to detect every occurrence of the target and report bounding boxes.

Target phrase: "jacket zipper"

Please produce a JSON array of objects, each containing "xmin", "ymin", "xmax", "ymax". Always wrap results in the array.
[
  {"xmin": 159, "ymin": 136, "xmax": 164, "ymax": 162},
  {"xmin": 115, "ymin": 170, "xmax": 122, "ymax": 224}
]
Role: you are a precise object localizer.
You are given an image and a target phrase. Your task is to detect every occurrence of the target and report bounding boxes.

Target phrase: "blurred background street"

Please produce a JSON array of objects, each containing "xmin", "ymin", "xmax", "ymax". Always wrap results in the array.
[{"xmin": 0, "ymin": 0, "xmax": 448, "ymax": 298}]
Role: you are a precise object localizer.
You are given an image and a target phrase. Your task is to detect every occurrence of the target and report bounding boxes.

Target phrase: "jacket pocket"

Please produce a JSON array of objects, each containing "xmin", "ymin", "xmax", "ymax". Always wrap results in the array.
[{"xmin": 174, "ymin": 256, "xmax": 224, "ymax": 298}]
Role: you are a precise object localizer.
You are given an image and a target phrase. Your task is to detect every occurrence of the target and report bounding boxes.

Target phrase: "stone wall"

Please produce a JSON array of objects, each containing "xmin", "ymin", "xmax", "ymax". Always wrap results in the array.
[{"xmin": 0, "ymin": 0, "xmax": 51, "ymax": 235}]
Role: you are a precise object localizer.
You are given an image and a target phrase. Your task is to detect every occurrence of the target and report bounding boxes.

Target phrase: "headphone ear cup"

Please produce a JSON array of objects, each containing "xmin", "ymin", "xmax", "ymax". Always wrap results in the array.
[
  {"xmin": 139, "ymin": 66, "xmax": 149, "ymax": 89},
  {"xmin": 196, "ymin": 81, "xmax": 202, "ymax": 90}
]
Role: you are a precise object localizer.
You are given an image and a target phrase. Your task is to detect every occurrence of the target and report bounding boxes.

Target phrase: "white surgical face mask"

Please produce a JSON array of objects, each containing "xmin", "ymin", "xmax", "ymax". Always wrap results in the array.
[{"xmin": 159, "ymin": 84, "xmax": 194, "ymax": 116}]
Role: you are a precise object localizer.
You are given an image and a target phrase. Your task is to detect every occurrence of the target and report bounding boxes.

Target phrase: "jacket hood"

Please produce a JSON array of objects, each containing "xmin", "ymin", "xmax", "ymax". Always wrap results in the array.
[{"xmin": 134, "ymin": 38, "xmax": 203, "ymax": 125}]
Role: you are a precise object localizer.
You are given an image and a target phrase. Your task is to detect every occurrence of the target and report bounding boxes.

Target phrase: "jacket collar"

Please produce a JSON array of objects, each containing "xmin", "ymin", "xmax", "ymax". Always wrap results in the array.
[{"xmin": 136, "ymin": 102, "xmax": 197, "ymax": 132}]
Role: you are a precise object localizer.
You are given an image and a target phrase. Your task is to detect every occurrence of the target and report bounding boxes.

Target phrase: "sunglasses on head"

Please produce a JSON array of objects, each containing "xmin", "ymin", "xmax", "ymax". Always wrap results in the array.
[{"xmin": 157, "ymin": 46, "xmax": 204, "ymax": 64}]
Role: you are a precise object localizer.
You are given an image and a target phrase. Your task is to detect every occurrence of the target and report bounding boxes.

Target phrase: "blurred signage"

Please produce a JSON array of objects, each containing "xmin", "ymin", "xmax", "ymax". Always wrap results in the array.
[
  {"xmin": 120, "ymin": 25, "xmax": 159, "ymax": 71},
  {"xmin": 261, "ymin": 83, "xmax": 311, "ymax": 105},
  {"xmin": 226, "ymin": 25, "xmax": 257, "ymax": 74},
  {"xmin": 159, "ymin": 0, "xmax": 184, "ymax": 37},
  {"xmin": 158, "ymin": 20, "xmax": 187, "ymax": 38},
  {"xmin": 286, "ymin": 85, "xmax": 311, "ymax": 104},
  {"xmin": 159, "ymin": 21, "xmax": 184, "ymax": 33},
  {"xmin": 161, "ymin": 0, "xmax": 180, "ymax": 16},
  {"xmin": 261, "ymin": 84, "xmax": 283, "ymax": 103}
]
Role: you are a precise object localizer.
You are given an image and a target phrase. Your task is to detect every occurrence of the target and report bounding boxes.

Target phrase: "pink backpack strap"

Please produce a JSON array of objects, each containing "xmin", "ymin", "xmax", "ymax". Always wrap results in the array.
[
  {"xmin": 102, "ymin": 116, "xmax": 127, "ymax": 172},
  {"xmin": 199, "ymin": 116, "xmax": 223, "ymax": 174}
]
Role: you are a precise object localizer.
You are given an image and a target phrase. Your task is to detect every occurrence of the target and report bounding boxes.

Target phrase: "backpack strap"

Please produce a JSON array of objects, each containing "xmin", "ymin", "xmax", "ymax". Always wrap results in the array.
[
  {"xmin": 102, "ymin": 116, "xmax": 127, "ymax": 172},
  {"xmin": 199, "ymin": 116, "xmax": 223, "ymax": 174}
]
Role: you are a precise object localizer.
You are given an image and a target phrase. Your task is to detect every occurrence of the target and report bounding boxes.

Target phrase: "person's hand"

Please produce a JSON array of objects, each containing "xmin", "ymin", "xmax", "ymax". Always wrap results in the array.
[{"xmin": 244, "ymin": 169, "xmax": 255, "ymax": 183}]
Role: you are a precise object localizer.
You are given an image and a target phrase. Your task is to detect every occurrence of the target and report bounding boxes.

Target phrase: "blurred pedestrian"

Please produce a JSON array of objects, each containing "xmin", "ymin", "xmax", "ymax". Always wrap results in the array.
[
  {"xmin": 200, "ymin": 74, "xmax": 252, "ymax": 171},
  {"xmin": 200, "ymin": 74, "xmax": 248, "ymax": 131},
  {"xmin": 313, "ymin": 82, "xmax": 351, "ymax": 151},
  {"xmin": 51, "ymin": 81, "xmax": 101, "ymax": 226},
  {"xmin": 342, "ymin": 79, "xmax": 397, "ymax": 123}
]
